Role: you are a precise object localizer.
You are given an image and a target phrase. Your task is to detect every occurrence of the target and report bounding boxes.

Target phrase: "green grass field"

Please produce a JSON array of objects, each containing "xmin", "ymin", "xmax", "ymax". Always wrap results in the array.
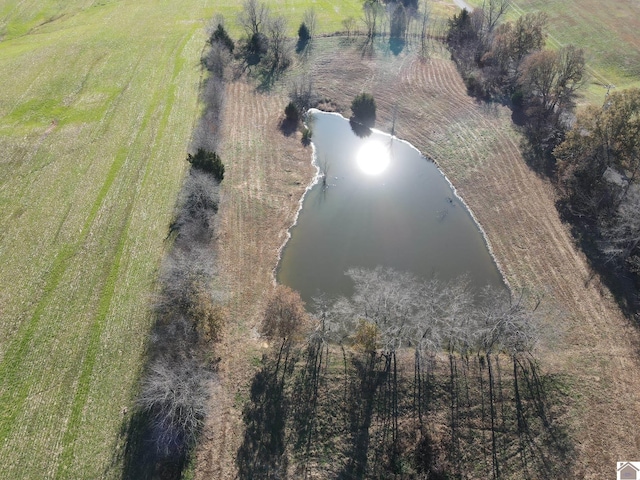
[
  {"xmin": 466, "ymin": 0, "xmax": 640, "ymax": 104},
  {"xmin": 0, "ymin": 1, "xmax": 363, "ymax": 478},
  {"xmin": 0, "ymin": 2, "xmax": 211, "ymax": 478}
]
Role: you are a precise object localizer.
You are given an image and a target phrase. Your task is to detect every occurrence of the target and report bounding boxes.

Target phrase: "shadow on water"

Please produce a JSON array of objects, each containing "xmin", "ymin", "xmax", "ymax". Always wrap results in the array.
[{"xmin": 349, "ymin": 118, "xmax": 372, "ymax": 138}]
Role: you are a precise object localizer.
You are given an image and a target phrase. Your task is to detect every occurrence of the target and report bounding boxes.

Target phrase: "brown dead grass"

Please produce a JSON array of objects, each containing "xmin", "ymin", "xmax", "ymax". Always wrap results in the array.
[
  {"xmin": 194, "ymin": 80, "xmax": 314, "ymax": 478},
  {"xmin": 196, "ymin": 38, "xmax": 640, "ymax": 479}
]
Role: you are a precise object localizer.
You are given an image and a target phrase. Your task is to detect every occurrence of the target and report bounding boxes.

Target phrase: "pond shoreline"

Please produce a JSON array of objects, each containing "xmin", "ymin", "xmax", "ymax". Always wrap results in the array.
[{"xmin": 272, "ymin": 108, "xmax": 513, "ymax": 301}]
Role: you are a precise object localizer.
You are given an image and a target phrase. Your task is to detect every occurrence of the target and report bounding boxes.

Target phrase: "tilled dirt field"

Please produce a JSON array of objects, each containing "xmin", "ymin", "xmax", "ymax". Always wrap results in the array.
[{"xmin": 196, "ymin": 38, "xmax": 640, "ymax": 479}]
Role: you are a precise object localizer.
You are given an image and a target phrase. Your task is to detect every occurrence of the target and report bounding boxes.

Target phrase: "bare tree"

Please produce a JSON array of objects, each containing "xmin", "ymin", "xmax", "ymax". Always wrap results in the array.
[
  {"xmin": 519, "ymin": 45, "xmax": 585, "ymax": 121},
  {"xmin": 510, "ymin": 12, "xmax": 547, "ymax": 66},
  {"xmin": 303, "ymin": 8, "xmax": 317, "ymax": 38},
  {"xmin": 419, "ymin": 0, "xmax": 431, "ymax": 56},
  {"xmin": 289, "ymin": 74, "xmax": 316, "ymax": 112},
  {"xmin": 481, "ymin": 0, "xmax": 510, "ymax": 36},
  {"xmin": 345, "ymin": 267, "xmax": 422, "ymax": 349},
  {"xmin": 363, "ymin": 0, "xmax": 382, "ymax": 39},
  {"xmin": 238, "ymin": 0, "xmax": 270, "ymax": 37},
  {"xmin": 480, "ymin": 9, "xmax": 547, "ymax": 92},
  {"xmin": 138, "ymin": 356, "xmax": 213, "ymax": 455},
  {"xmin": 603, "ymin": 189, "xmax": 640, "ymax": 264},
  {"xmin": 342, "ymin": 16, "xmax": 357, "ymax": 37},
  {"xmin": 267, "ymin": 16, "xmax": 291, "ymax": 70}
]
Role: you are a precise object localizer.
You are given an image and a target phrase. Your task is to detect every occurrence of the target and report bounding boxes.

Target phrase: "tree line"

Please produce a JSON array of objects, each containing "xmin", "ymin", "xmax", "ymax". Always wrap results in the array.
[
  {"xmin": 446, "ymin": 2, "xmax": 585, "ymax": 159},
  {"xmin": 555, "ymin": 88, "xmax": 640, "ymax": 314},
  {"xmin": 446, "ymin": 2, "xmax": 640, "ymax": 316},
  {"xmin": 237, "ymin": 268, "xmax": 572, "ymax": 479},
  {"xmin": 120, "ymin": 21, "xmax": 231, "ymax": 480}
]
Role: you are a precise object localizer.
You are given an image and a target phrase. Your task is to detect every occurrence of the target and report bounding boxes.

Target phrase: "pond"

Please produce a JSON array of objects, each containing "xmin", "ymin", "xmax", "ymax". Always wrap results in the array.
[{"xmin": 276, "ymin": 109, "xmax": 505, "ymax": 306}]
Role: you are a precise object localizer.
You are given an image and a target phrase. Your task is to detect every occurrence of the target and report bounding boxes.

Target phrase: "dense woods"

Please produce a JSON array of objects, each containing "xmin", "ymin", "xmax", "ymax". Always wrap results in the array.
[{"xmin": 555, "ymin": 88, "xmax": 640, "ymax": 312}]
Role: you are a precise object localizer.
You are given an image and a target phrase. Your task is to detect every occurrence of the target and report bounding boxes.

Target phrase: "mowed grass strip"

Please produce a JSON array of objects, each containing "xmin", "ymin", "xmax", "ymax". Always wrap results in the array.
[{"xmin": 0, "ymin": 1, "xmax": 211, "ymax": 478}]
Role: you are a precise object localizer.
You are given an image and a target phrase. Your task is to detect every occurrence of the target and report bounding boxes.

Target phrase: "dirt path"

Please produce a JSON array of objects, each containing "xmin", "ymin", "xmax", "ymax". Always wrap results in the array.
[{"xmin": 196, "ymin": 39, "xmax": 640, "ymax": 479}]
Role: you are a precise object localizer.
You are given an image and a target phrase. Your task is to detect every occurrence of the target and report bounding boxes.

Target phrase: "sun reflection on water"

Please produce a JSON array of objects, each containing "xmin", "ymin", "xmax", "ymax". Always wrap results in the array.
[{"xmin": 356, "ymin": 140, "xmax": 390, "ymax": 175}]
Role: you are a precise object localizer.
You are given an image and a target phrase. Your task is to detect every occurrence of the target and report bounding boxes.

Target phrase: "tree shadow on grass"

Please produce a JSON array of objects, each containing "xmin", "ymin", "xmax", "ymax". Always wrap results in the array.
[
  {"xmin": 358, "ymin": 37, "xmax": 375, "ymax": 59},
  {"xmin": 337, "ymin": 353, "xmax": 386, "ymax": 480},
  {"xmin": 236, "ymin": 347, "xmax": 297, "ymax": 479},
  {"xmin": 296, "ymin": 37, "xmax": 310, "ymax": 55},
  {"xmin": 516, "ymin": 358, "xmax": 575, "ymax": 479},
  {"xmin": 389, "ymin": 38, "xmax": 405, "ymax": 56},
  {"xmin": 115, "ymin": 409, "xmax": 188, "ymax": 480},
  {"xmin": 279, "ymin": 117, "xmax": 299, "ymax": 137}
]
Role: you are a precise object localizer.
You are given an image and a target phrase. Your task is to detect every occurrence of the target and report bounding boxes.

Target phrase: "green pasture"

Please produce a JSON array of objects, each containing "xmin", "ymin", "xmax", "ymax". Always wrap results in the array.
[
  {"xmin": 208, "ymin": 0, "xmax": 362, "ymax": 36},
  {"xmin": 0, "ymin": 0, "xmax": 364, "ymax": 478},
  {"xmin": 0, "ymin": 1, "xmax": 211, "ymax": 477},
  {"xmin": 465, "ymin": 0, "xmax": 640, "ymax": 104}
]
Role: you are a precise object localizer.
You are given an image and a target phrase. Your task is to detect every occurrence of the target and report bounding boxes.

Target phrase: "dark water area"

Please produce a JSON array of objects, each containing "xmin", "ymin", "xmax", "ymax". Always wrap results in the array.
[{"xmin": 277, "ymin": 109, "xmax": 504, "ymax": 306}]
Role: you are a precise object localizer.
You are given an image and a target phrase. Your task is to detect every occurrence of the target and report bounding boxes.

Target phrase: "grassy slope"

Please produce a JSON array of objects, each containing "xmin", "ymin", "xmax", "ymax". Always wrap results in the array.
[
  {"xmin": 0, "ymin": 1, "xmax": 209, "ymax": 478},
  {"xmin": 467, "ymin": 0, "xmax": 640, "ymax": 103}
]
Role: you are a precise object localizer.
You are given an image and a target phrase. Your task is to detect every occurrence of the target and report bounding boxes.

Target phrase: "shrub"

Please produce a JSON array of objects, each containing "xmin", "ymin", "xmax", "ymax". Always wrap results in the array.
[
  {"xmin": 189, "ymin": 283, "xmax": 225, "ymax": 344},
  {"xmin": 211, "ymin": 23, "xmax": 234, "ymax": 52},
  {"xmin": 301, "ymin": 125, "xmax": 312, "ymax": 145},
  {"xmin": 284, "ymin": 101, "xmax": 299, "ymax": 124},
  {"xmin": 261, "ymin": 285, "xmax": 309, "ymax": 343},
  {"xmin": 187, "ymin": 148, "xmax": 225, "ymax": 181},
  {"xmin": 350, "ymin": 92, "xmax": 376, "ymax": 128},
  {"xmin": 354, "ymin": 319, "xmax": 379, "ymax": 353},
  {"xmin": 298, "ymin": 22, "xmax": 311, "ymax": 43}
]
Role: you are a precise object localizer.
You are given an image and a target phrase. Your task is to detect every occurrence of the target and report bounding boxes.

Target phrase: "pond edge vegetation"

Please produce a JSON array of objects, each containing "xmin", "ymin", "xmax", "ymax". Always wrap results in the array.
[{"xmin": 238, "ymin": 268, "xmax": 572, "ymax": 478}]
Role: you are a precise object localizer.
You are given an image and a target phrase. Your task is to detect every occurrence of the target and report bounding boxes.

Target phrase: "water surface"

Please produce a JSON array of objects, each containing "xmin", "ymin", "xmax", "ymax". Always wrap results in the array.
[{"xmin": 277, "ymin": 110, "xmax": 504, "ymax": 305}]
